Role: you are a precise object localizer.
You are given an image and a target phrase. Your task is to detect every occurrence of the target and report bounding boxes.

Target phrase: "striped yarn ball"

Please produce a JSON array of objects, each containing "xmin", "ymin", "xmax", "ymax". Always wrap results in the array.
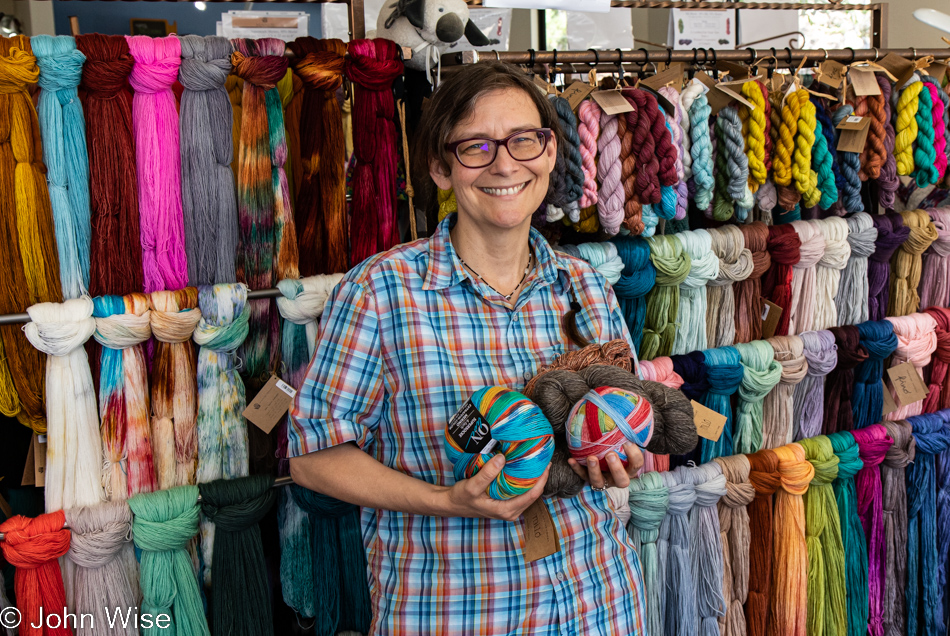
[
  {"xmin": 444, "ymin": 387, "xmax": 554, "ymax": 500},
  {"xmin": 566, "ymin": 387, "xmax": 654, "ymax": 470}
]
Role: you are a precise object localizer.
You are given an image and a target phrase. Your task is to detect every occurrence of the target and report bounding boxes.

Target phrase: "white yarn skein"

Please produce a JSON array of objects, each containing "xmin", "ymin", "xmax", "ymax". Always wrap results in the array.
[
  {"xmin": 672, "ymin": 229, "xmax": 719, "ymax": 355},
  {"xmin": 24, "ymin": 296, "xmax": 104, "ymax": 513},
  {"xmin": 787, "ymin": 220, "xmax": 825, "ymax": 335},
  {"xmin": 680, "ymin": 81, "xmax": 705, "ymax": 180},
  {"xmin": 813, "ymin": 217, "xmax": 851, "ymax": 331},
  {"xmin": 576, "ymin": 242, "xmax": 625, "ymax": 285},
  {"xmin": 836, "ymin": 212, "xmax": 877, "ymax": 326},
  {"xmin": 607, "ymin": 486, "xmax": 632, "ymax": 526},
  {"xmin": 706, "ymin": 225, "xmax": 754, "ymax": 348},
  {"xmin": 277, "ymin": 273, "xmax": 345, "ymax": 353}
]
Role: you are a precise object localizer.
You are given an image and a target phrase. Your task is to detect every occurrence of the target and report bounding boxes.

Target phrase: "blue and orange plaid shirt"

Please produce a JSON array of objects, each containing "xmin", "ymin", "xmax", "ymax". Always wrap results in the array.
[{"xmin": 289, "ymin": 215, "xmax": 648, "ymax": 636}]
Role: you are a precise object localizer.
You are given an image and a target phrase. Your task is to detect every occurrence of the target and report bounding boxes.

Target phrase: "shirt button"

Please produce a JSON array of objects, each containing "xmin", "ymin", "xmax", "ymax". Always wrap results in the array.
[
  {"xmin": 556, "ymin": 571, "xmax": 566, "ymax": 582},
  {"xmin": 523, "ymin": 371, "xmax": 532, "ymax": 382}
]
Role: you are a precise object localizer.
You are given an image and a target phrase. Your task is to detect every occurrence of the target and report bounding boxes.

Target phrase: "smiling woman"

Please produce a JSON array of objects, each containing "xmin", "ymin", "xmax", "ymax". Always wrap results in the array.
[{"xmin": 288, "ymin": 61, "xmax": 648, "ymax": 636}]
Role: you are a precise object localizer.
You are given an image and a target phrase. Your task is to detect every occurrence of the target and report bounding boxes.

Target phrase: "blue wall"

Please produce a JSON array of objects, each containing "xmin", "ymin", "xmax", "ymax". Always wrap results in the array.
[{"xmin": 53, "ymin": 1, "xmax": 323, "ymax": 38}]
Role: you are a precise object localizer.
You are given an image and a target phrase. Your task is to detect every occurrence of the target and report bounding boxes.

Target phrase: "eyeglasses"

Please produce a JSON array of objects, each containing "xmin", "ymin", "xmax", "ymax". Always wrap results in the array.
[{"xmin": 446, "ymin": 128, "xmax": 553, "ymax": 169}]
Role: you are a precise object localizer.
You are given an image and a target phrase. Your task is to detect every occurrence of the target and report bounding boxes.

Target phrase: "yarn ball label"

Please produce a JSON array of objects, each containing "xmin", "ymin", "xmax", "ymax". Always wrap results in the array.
[
  {"xmin": 244, "ymin": 375, "xmax": 297, "ymax": 434},
  {"xmin": 563, "ymin": 81, "xmax": 595, "ymax": 111},
  {"xmin": 836, "ymin": 115, "xmax": 870, "ymax": 153},
  {"xmin": 886, "ymin": 362, "xmax": 929, "ymax": 408},
  {"xmin": 849, "ymin": 67, "xmax": 882, "ymax": 96},
  {"xmin": 591, "ymin": 90, "xmax": 635, "ymax": 115},
  {"xmin": 521, "ymin": 498, "xmax": 560, "ymax": 562},
  {"xmin": 447, "ymin": 399, "xmax": 498, "ymax": 455},
  {"xmin": 881, "ymin": 380, "xmax": 899, "ymax": 417},
  {"xmin": 691, "ymin": 400, "xmax": 727, "ymax": 442}
]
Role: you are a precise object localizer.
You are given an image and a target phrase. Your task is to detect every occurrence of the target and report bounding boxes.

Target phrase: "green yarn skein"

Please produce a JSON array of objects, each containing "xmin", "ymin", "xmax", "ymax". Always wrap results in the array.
[
  {"xmin": 641, "ymin": 235, "xmax": 691, "ymax": 361},
  {"xmin": 811, "ymin": 117, "xmax": 839, "ymax": 210},
  {"xmin": 913, "ymin": 83, "xmax": 939, "ymax": 188},
  {"xmin": 732, "ymin": 341, "xmax": 782, "ymax": 454},
  {"xmin": 129, "ymin": 485, "xmax": 210, "ymax": 636},
  {"xmin": 627, "ymin": 471, "xmax": 670, "ymax": 636}
]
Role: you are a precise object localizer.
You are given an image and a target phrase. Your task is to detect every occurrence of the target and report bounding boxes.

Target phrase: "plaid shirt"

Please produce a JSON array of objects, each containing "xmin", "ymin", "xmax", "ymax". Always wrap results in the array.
[{"xmin": 289, "ymin": 215, "xmax": 648, "ymax": 636}]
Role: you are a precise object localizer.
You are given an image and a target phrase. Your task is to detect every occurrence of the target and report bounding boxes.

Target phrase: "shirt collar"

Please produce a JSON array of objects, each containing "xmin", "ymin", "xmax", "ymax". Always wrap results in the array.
[{"xmin": 422, "ymin": 213, "xmax": 571, "ymax": 293}]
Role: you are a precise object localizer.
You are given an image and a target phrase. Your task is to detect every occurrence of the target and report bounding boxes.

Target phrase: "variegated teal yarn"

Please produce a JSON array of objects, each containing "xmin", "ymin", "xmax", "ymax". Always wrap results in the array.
[
  {"xmin": 566, "ymin": 386, "xmax": 654, "ymax": 470},
  {"xmin": 444, "ymin": 387, "xmax": 554, "ymax": 500}
]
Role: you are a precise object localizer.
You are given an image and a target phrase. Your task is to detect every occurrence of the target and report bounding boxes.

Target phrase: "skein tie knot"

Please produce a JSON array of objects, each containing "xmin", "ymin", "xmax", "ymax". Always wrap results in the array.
[
  {"xmin": 0, "ymin": 46, "xmax": 39, "ymax": 93},
  {"xmin": 230, "ymin": 51, "xmax": 288, "ymax": 89},
  {"xmin": 34, "ymin": 40, "xmax": 85, "ymax": 93}
]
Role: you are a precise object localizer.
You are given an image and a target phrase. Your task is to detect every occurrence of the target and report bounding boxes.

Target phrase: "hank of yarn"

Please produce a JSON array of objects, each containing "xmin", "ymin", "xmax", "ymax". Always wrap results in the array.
[
  {"xmin": 746, "ymin": 449, "xmax": 782, "ymax": 636},
  {"xmin": 769, "ymin": 443, "xmax": 814, "ymax": 636},
  {"xmin": 127, "ymin": 35, "xmax": 189, "ymax": 293},
  {"xmin": 642, "ymin": 234, "xmax": 690, "ymax": 360},
  {"xmin": 823, "ymin": 326, "xmax": 867, "ymax": 434},
  {"xmin": 792, "ymin": 330, "xmax": 837, "ymax": 441},
  {"xmin": 852, "ymin": 424, "xmax": 894, "ymax": 636},
  {"xmin": 813, "ymin": 217, "xmax": 850, "ymax": 330},
  {"xmin": 886, "ymin": 313, "xmax": 938, "ymax": 419},
  {"xmin": 627, "ymin": 471, "xmax": 670, "ymax": 636},
  {"xmin": 923, "ymin": 307, "xmax": 950, "ymax": 413},
  {"xmin": 683, "ymin": 80, "xmax": 715, "ymax": 211},
  {"xmin": 672, "ymin": 229, "xmax": 719, "ymax": 355},
  {"xmin": 881, "ymin": 420, "xmax": 915, "ymax": 636},
  {"xmin": 24, "ymin": 297, "xmax": 103, "ymax": 512},
  {"xmin": 129, "ymin": 486, "xmax": 209, "ymax": 636},
  {"xmin": 578, "ymin": 98, "xmax": 602, "ymax": 210},
  {"xmin": 444, "ymin": 387, "xmax": 554, "ymax": 500},
  {"xmin": 734, "ymin": 222, "xmax": 772, "ymax": 344},
  {"xmin": 597, "ymin": 108, "xmax": 625, "ymax": 235},
  {"xmin": 700, "ymin": 346, "xmax": 744, "ymax": 462},
  {"xmin": 566, "ymin": 386, "xmax": 654, "ymax": 469},
  {"xmin": 0, "ymin": 511, "xmax": 72, "ymax": 636},
  {"xmin": 762, "ymin": 336, "xmax": 808, "ymax": 449},
  {"xmin": 888, "ymin": 209, "xmax": 938, "ymax": 316},
  {"xmin": 831, "ymin": 105, "xmax": 864, "ymax": 213},
  {"xmin": 714, "ymin": 455, "xmax": 754, "ymax": 636},
  {"xmin": 706, "ymin": 225, "xmax": 753, "ymax": 348},
  {"xmin": 734, "ymin": 341, "xmax": 783, "ymax": 454},
  {"xmin": 852, "ymin": 320, "xmax": 899, "ymax": 430},
  {"xmin": 606, "ymin": 486, "xmax": 631, "ymax": 525},
  {"xmin": 836, "ymin": 213, "xmax": 877, "ymax": 326},
  {"xmin": 920, "ymin": 208, "xmax": 950, "ymax": 309},
  {"xmin": 611, "ymin": 236, "xmax": 656, "ymax": 354},
  {"xmin": 199, "ymin": 475, "xmax": 276, "ymax": 636},
  {"xmin": 763, "ymin": 224, "xmax": 802, "ymax": 337},
  {"xmin": 787, "ymin": 220, "xmax": 825, "ymax": 335},
  {"xmin": 869, "ymin": 213, "xmax": 910, "ymax": 321},
  {"xmin": 659, "ymin": 469, "xmax": 698, "ymax": 636}
]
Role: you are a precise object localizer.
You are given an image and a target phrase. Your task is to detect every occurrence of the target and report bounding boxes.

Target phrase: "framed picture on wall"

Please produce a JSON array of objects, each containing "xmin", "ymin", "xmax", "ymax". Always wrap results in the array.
[{"xmin": 130, "ymin": 18, "xmax": 177, "ymax": 36}]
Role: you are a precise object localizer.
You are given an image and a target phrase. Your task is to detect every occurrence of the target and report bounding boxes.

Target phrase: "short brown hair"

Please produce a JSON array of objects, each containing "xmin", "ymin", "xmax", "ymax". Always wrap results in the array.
[{"xmin": 412, "ymin": 62, "xmax": 568, "ymax": 224}]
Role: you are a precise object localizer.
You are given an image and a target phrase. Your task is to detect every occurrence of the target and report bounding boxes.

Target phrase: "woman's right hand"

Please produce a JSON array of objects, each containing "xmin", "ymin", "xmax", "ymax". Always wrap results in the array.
[{"xmin": 443, "ymin": 454, "xmax": 549, "ymax": 522}]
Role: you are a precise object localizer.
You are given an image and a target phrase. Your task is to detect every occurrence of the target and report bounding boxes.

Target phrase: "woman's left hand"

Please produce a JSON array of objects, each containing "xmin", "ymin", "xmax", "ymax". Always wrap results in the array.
[{"xmin": 566, "ymin": 443, "xmax": 644, "ymax": 490}]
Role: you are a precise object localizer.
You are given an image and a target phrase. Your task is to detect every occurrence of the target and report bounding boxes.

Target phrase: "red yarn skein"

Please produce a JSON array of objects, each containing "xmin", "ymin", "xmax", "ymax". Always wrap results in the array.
[{"xmin": 762, "ymin": 224, "xmax": 802, "ymax": 337}]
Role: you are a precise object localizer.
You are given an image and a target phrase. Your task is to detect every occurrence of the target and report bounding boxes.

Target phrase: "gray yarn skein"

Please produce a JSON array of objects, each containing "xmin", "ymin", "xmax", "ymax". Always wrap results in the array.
[
  {"xmin": 531, "ymin": 364, "xmax": 698, "ymax": 497},
  {"xmin": 179, "ymin": 35, "xmax": 239, "ymax": 285},
  {"xmin": 792, "ymin": 330, "xmax": 838, "ymax": 441},
  {"xmin": 65, "ymin": 501, "xmax": 139, "ymax": 636},
  {"xmin": 678, "ymin": 462, "xmax": 728, "ymax": 636},
  {"xmin": 836, "ymin": 212, "xmax": 877, "ymax": 326},
  {"xmin": 882, "ymin": 420, "xmax": 916, "ymax": 636},
  {"xmin": 659, "ymin": 469, "xmax": 698, "ymax": 636}
]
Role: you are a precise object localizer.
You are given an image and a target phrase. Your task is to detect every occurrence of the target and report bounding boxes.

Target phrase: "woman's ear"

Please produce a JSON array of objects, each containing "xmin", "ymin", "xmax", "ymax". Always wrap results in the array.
[
  {"xmin": 430, "ymin": 158, "xmax": 453, "ymax": 191},
  {"xmin": 544, "ymin": 132, "xmax": 559, "ymax": 170}
]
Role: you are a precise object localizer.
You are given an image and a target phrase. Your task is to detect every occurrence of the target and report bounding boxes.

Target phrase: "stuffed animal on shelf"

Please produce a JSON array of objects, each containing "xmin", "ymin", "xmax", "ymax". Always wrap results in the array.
[{"xmin": 376, "ymin": 0, "xmax": 499, "ymax": 72}]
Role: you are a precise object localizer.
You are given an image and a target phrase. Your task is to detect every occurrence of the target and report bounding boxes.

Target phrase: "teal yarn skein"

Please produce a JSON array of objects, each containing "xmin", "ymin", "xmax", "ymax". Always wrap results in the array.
[
  {"xmin": 444, "ymin": 387, "xmax": 554, "ymax": 500},
  {"xmin": 733, "ymin": 341, "xmax": 783, "ymax": 454},
  {"xmin": 628, "ymin": 471, "xmax": 670, "ymax": 636},
  {"xmin": 689, "ymin": 91, "xmax": 715, "ymax": 211},
  {"xmin": 128, "ymin": 485, "xmax": 210, "ymax": 636},
  {"xmin": 912, "ymin": 83, "xmax": 939, "ymax": 188},
  {"xmin": 198, "ymin": 475, "xmax": 276, "ymax": 636},
  {"xmin": 811, "ymin": 116, "xmax": 839, "ymax": 210}
]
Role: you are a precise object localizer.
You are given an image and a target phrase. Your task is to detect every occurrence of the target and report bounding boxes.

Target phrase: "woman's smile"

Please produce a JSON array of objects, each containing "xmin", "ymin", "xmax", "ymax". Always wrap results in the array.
[{"xmin": 478, "ymin": 181, "xmax": 531, "ymax": 197}]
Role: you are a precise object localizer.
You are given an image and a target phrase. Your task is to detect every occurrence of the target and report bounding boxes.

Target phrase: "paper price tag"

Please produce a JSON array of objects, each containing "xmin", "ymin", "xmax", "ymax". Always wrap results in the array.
[
  {"xmin": 849, "ymin": 67, "xmax": 882, "ymax": 96},
  {"xmin": 925, "ymin": 61, "xmax": 949, "ymax": 83},
  {"xmin": 641, "ymin": 63, "xmax": 686, "ymax": 92},
  {"xmin": 817, "ymin": 60, "xmax": 847, "ymax": 89},
  {"xmin": 886, "ymin": 362, "xmax": 929, "ymax": 407},
  {"xmin": 563, "ymin": 81, "xmax": 595, "ymax": 112},
  {"xmin": 34, "ymin": 433, "xmax": 46, "ymax": 488},
  {"xmin": 689, "ymin": 76, "xmax": 710, "ymax": 96},
  {"xmin": 243, "ymin": 375, "xmax": 297, "ymax": 434},
  {"xmin": 21, "ymin": 434, "xmax": 35, "ymax": 487},
  {"xmin": 590, "ymin": 90, "xmax": 635, "ymax": 115},
  {"xmin": 836, "ymin": 116, "xmax": 870, "ymax": 154},
  {"xmin": 532, "ymin": 75, "xmax": 558, "ymax": 97},
  {"xmin": 879, "ymin": 52, "xmax": 916, "ymax": 88},
  {"xmin": 522, "ymin": 498, "xmax": 560, "ymax": 562},
  {"xmin": 716, "ymin": 60, "xmax": 751, "ymax": 81},
  {"xmin": 881, "ymin": 380, "xmax": 899, "ymax": 418},
  {"xmin": 761, "ymin": 299, "xmax": 783, "ymax": 339},
  {"xmin": 691, "ymin": 400, "xmax": 727, "ymax": 442}
]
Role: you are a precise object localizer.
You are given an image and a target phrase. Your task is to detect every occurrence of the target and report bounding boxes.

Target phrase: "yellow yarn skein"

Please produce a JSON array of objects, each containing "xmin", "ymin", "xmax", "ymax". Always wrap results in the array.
[
  {"xmin": 573, "ymin": 205, "xmax": 601, "ymax": 233},
  {"xmin": 792, "ymin": 93, "xmax": 821, "ymax": 208},
  {"xmin": 895, "ymin": 82, "xmax": 922, "ymax": 176},
  {"xmin": 774, "ymin": 89, "xmax": 803, "ymax": 187},
  {"xmin": 741, "ymin": 81, "xmax": 768, "ymax": 191},
  {"xmin": 438, "ymin": 188, "xmax": 457, "ymax": 221}
]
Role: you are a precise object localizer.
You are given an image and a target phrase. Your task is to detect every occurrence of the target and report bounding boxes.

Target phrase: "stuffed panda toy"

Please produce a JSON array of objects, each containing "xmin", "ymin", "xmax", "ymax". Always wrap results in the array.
[{"xmin": 377, "ymin": 0, "xmax": 498, "ymax": 72}]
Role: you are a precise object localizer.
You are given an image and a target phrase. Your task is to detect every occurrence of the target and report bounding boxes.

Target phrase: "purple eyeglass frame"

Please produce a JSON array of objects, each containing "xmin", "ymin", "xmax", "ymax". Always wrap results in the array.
[{"xmin": 445, "ymin": 128, "xmax": 553, "ymax": 168}]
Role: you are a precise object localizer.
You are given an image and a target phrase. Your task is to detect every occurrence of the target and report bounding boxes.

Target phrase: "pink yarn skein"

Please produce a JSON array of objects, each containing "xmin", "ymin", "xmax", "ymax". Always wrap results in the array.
[
  {"xmin": 596, "ymin": 109, "xmax": 625, "ymax": 235},
  {"xmin": 924, "ymin": 84, "xmax": 948, "ymax": 181},
  {"xmin": 920, "ymin": 208, "xmax": 950, "ymax": 309},
  {"xmin": 578, "ymin": 99, "xmax": 602, "ymax": 209},
  {"xmin": 886, "ymin": 312, "xmax": 938, "ymax": 418}
]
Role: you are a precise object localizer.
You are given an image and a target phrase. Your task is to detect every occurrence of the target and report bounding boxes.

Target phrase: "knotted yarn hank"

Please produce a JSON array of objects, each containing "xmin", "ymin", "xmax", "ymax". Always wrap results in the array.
[
  {"xmin": 706, "ymin": 225, "xmax": 753, "ymax": 348},
  {"xmin": 658, "ymin": 85, "xmax": 690, "ymax": 219},
  {"xmin": 799, "ymin": 435, "xmax": 847, "ymax": 636},
  {"xmin": 93, "ymin": 293, "xmax": 156, "ymax": 499},
  {"xmin": 734, "ymin": 341, "xmax": 783, "ymax": 454},
  {"xmin": 32, "ymin": 35, "xmax": 90, "ymax": 300},
  {"xmin": 641, "ymin": 234, "xmax": 690, "ymax": 361},
  {"xmin": 288, "ymin": 37, "xmax": 349, "ymax": 275},
  {"xmin": 684, "ymin": 80, "xmax": 715, "ymax": 211},
  {"xmin": 876, "ymin": 76, "xmax": 900, "ymax": 210},
  {"xmin": 65, "ymin": 501, "xmax": 139, "ymax": 636},
  {"xmin": 597, "ymin": 109, "xmax": 625, "ymax": 235},
  {"xmin": 611, "ymin": 236, "xmax": 656, "ymax": 353},
  {"xmin": 734, "ymin": 222, "xmax": 771, "ymax": 344},
  {"xmin": 923, "ymin": 307, "xmax": 950, "ymax": 413},
  {"xmin": 810, "ymin": 102, "xmax": 839, "ymax": 210},
  {"xmin": 762, "ymin": 224, "xmax": 802, "ymax": 337},
  {"xmin": 836, "ymin": 212, "xmax": 877, "ymax": 326},
  {"xmin": 718, "ymin": 105, "xmax": 755, "ymax": 220},
  {"xmin": 815, "ymin": 96, "xmax": 845, "ymax": 191},
  {"xmin": 762, "ymin": 335, "xmax": 808, "ymax": 449},
  {"xmin": 831, "ymin": 104, "xmax": 864, "ymax": 213},
  {"xmin": 627, "ymin": 471, "xmax": 670, "ymax": 636},
  {"xmin": 793, "ymin": 330, "xmax": 837, "ymax": 441},
  {"xmin": 0, "ymin": 511, "xmax": 71, "ymax": 636},
  {"xmin": 768, "ymin": 443, "xmax": 814, "ymax": 636},
  {"xmin": 129, "ymin": 486, "xmax": 209, "ymax": 636},
  {"xmin": 24, "ymin": 297, "xmax": 103, "ymax": 512},
  {"xmin": 714, "ymin": 455, "xmax": 754, "ymax": 636},
  {"xmin": 813, "ymin": 217, "xmax": 850, "ymax": 330},
  {"xmin": 864, "ymin": 88, "xmax": 888, "ymax": 181},
  {"xmin": 345, "ymin": 38, "xmax": 403, "ymax": 262},
  {"xmin": 827, "ymin": 432, "xmax": 868, "ymax": 636},
  {"xmin": 149, "ymin": 287, "xmax": 201, "ymax": 490},
  {"xmin": 869, "ymin": 212, "xmax": 910, "ymax": 321},
  {"xmin": 888, "ymin": 209, "xmax": 938, "ymax": 316},
  {"xmin": 774, "ymin": 85, "xmax": 802, "ymax": 189},
  {"xmin": 578, "ymin": 98, "xmax": 602, "ymax": 209},
  {"xmin": 792, "ymin": 92, "xmax": 821, "ymax": 209},
  {"xmin": 936, "ymin": 410, "xmax": 950, "ymax": 626},
  {"xmin": 746, "ymin": 449, "xmax": 782, "ymax": 636},
  {"xmin": 741, "ymin": 80, "xmax": 768, "ymax": 191},
  {"xmin": 787, "ymin": 220, "xmax": 825, "ymax": 335},
  {"xmin": 672, "ymin": 229, "xmax": 718, "ymax": 355},
  {"xmin": 551, "ymin": 95, "xmax": 584, "ymax": 222},
  {"xmin": 199, "ymin": 476, "xmax": 276, "ymax": 636},
  {"xmin": 886, "ymin": 313, "xmax": 938, "ymax": 419},
  {"xmin": 922, "ymin": 79, "xmax": 948, "ymax": 182},
  {"xmin": 852, "ymin": 424, "xmax": 894, "ymax": 636},
  {"xmin": 178, "ymin": 35, "xmax": 238, "ymax": 286},
  {"xmin": 911, "ymin": 78, "xmax": 939, "ymax": 187},
  {"xmin": 75, "ymin": 34, "xmax": 142, "ymax": 297},
  {"xmin": 700, "ymin": 346, "xmax": 744, "ymax": 462},
  {"xmin": 659, "ymin": 468, "xmax": 698, "ymax": 636},
  {"xmin": 905, "ymin": 414, "xmax": 950, "ymax": 636},
  {"xmin": 713, "ymin": 109, "xmax": 738, "ymax": 222},
  {"xmin": 920, "ymin": 208, "xmax": 950, "ymax": 309},
  {"xmin": 822, "ymin": 326, "xmax": 867, "ymax": 434},
  {"xmin": 607, "ymin": 486, "xmax": 631, "ymax": 525},
  {"xmin": 853, "ymin": 320, "xmax": 899, "ymax": 430},
  {"xmin": 882, "ymin": 419, "xmax": 915, "ymax": 636},
  {"xmin": 669, "ymin": 352, "xmax": 706, "ymax": 468},
  {"xmin": 895, "ymin": 79, "xmax": 923, "ymax": 176},
  {"xmin": 127, "ymin": 35, "xmax": 188, "ymax": 293},
  {"xmin": 0, "ymin": 36, "xmax": 64, "ymax": 430}
]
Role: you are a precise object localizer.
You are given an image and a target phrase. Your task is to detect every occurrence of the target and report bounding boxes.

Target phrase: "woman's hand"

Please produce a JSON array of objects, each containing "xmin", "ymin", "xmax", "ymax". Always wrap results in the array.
[
  {"xmin": 566, "ymin": 443, "xmax": 644, "ymax": 490},
  {"xmin": 444, "ymin": 454, "xmax": 549, "ymax": 522}
]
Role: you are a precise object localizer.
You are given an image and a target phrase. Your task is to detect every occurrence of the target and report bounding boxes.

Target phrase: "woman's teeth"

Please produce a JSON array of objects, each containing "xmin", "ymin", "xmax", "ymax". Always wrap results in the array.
[{"xmin": 480, "ymin": 183, "xmax": 527, "ymax": 196}]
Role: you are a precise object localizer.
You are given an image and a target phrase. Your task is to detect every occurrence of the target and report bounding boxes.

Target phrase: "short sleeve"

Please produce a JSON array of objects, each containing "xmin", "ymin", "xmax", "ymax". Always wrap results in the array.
[{"xmin": 288, "ymin": 280, "xmax": 384, "ymax": 457}]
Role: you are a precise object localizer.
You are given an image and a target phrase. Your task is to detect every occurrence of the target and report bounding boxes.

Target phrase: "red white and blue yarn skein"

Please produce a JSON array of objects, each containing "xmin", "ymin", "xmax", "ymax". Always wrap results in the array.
[{"xmin": 566, "ymin": 386, "xmax": 655, "ymax": 471}]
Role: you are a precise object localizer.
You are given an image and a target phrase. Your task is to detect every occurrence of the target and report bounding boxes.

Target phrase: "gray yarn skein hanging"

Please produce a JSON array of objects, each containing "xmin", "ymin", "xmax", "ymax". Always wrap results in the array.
[
  {"xmin": 179, "ymin": 35, "xmax": 239, "ymax": 285},
  {"xmin": 659, "ymin": 468, "xmax": 698, "ymax": 636}
]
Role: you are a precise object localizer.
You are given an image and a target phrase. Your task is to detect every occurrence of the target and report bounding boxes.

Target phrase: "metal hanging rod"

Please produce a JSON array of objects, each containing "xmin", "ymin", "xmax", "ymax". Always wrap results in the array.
[
  {"xmin": 464, "ymin": 0, "xmax": 880, "ymax": 6},
  {"xmin": 0, "ymin": 475, "xmax": 296, "ymax": 541}
]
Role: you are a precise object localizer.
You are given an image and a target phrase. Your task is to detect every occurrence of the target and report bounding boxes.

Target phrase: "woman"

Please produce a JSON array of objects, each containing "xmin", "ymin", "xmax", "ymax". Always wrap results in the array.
[{"xmin": 288, "ymin": 62, "xmax": 648, "ymax": 635}]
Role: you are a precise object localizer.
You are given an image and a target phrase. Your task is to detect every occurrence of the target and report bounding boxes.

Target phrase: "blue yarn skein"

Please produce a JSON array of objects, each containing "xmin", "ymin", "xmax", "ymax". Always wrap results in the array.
[
  {"xmin": 612, "ymin": 236, "xmax": 657, "ymax": 353},
  {"xmin": 551, "ymin": 95, "xmax": 585, "ymax": 221},
  {"xmin": 689, "ymin": 93, "xmax": 715, "ymax": 211},
  {"xmin": 936, "ymin": 409, "xmax": 950, "ymax": 626},
  {"xmin": 699, "ymin": 346, "xmax": 744, "ymax": 463},
  {"xmin": 832, "ymin": 105, "xmax": 865, "ymax": 214},
  {"xmin": 812, "ymin": 115, "xmax": 840, "ymax": 210},
  {"xmin": 906, "ymin": 413, "xmax": 950, "ymax": 636},
  {"xmin": 812, "ymin": 97, "xmax": 845, "ymax": 192},
  {"xmin": 852, "ymin": 320, "xmax": 898, "ymax": 430}
]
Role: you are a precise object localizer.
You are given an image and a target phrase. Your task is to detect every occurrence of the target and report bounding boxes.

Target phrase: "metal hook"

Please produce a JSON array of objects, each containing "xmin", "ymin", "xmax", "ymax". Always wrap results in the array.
[
  {"xmin": 493, "ymin": 50, "xmax": 500, "ymax": 62},
  {"xmin": 528, "ymin": 48, "xmax": 536, "ymax": 70},
  {"xmin": 873, "ymin": 47, "xmax": 880, "ymax": 62},
  {"xmin": 666, "ymin": 48, "xmax": 673, "ymax": 66},
  {"xmin": 911, "ymin": 47, "xmax": 918, "ymax": 59},
  {"xmin": 692, "ymin": 47, "xmax": 699, "ymax": 66},
  {"xmin": 784, "ymin": 46, "xmax": 793, "ymax": 65},
  {"xmin": 709, "ymin": 48, "xmax": 718, "ymax": 79},
  {"xmin": 746, "ymin": 47, "xmax": 757, "ymax": 64},
  {"xmin": 550, "ymin": 49, "xmax": 558, "ymax": 83},
  {"xmin": 588, "ymin": 48, "xmax": 600, "ymax": 68},
  {"xmin": 845, "ymin": 47, "xmax": 856, "ymax": 64},
  {"xmin": 821, "ymin": 48, "xmax": 829, "ymax": 61}
]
